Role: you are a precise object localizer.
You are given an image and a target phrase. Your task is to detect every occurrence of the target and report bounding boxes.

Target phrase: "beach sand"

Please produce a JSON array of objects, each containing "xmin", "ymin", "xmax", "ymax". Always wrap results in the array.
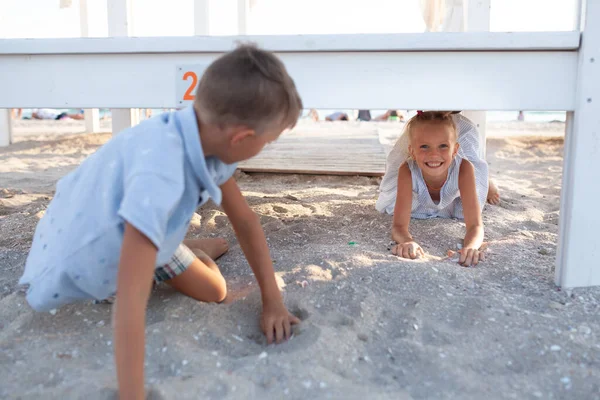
[{"xmin": 1, "ymin": 120, "xmax": 599, "ymax": 399}]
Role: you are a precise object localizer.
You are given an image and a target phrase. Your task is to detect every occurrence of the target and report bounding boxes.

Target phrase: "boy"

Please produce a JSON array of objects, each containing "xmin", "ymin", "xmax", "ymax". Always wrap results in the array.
[{"xmin": 19, "ymin": 44, "xmax": 303, "ymax": 399}]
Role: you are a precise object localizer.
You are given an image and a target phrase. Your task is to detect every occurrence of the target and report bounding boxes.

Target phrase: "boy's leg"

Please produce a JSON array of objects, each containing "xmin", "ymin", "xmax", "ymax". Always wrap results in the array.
[
  {"xmin": 156, "ymin": 244, "xmax": 227, "ymax": 303},
  {"xmin": 182, "ymin": 238, "xmax": 228, "ymax": 260},
  {"xmin": 96, "ymin": 240, "xmax": 228, "ymax": 305}
]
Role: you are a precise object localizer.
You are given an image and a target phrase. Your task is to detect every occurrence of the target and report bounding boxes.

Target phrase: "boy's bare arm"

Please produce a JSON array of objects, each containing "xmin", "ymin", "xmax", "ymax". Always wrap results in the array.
[
  {"xmin": 114, "ymin": 223, "xmax": 157, "ymax": 400},
  {"xmin": 219, "ymin": 177, "xmax": 300, "ymax": 344}
]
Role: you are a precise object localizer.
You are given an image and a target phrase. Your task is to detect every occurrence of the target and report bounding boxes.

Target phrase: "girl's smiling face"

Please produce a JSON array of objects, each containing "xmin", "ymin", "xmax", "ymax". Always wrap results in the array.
[{"xmin": 409, "ymin": 122, "xmax": 459, "ymax": 179}]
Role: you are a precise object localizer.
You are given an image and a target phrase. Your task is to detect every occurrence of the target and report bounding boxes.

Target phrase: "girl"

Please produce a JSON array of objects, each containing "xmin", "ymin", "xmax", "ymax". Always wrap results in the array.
[{"xmin": 376, "ymin": 111, "xmax": 499, "ymax": 266}]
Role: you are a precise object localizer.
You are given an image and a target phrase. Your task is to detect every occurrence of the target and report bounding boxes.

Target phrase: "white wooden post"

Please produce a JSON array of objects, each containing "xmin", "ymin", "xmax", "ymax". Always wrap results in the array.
[
  {"xmin": 194, "ymin": 0, "xmax": 210, "ymax": 35},
  {"xmin": 237, "ymin": 0, "xmax": 249, "ymax": 34},
  {"xmin": 423, "ymin": 0, "xmax": 490, "ymax": 158},
  {"xmin": 84, "ymin": 108, "xmax": 101, "ymax": 132},
  {"xmin": 107, "ymin": 0, "xmax": 139, "ymax": 135},
  {"xmin": 556, "ymin": 0, "xmax": 600, "ymax": 288},
  {"xmin": 464, "ymin": 0, "xmax": 490, "ymax": 33},
  {"xmin": 0, "ymin": 109, "xmax": 12, "ymax": 147},
  {"xmin": 79, "ymin": 0, "xmax": 90, "ymax": 37},
  {"xmin": 80, "ymin": 0, "xmax": 101, "ymax": 133},
  {"xmin": 463, "ymin": 0, "xmax": 490, "ymax": 158}
]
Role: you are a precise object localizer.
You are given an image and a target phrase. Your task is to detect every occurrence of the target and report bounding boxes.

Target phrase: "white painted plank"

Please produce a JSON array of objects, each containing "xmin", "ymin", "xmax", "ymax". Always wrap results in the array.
[
  {"xmin": 465, "ymin": 0, "xmax": 490, "ymax": 31},
  {"xmin": 556, "ymin": 111, "xmax": 575, "ymax": 287},
  {"xmin": 443, "ymin": 0, "xmax": 465, "ymax": 32},
  {"xmin": 194, "ymin": 0, "xmax": 210, "ymax": 36},
  {"xmin": 0, "ymin": 109, "xmax": 12, "ymax": 147},
  {"xmin": 79, "ymin": 0, "xmax": 90, "ymax": 37},
  {"xmin": 556, "ymin": 1, "xmax": 600, "ymax": 288},
  {"xmin": 463, "ymin": 0, "xmax": 491, "ymax": 159},
  {"xmin": 462, "ymin": 110, "xmax": 486, "ymax": 157},
  {"xmin": 237, "ymin": 0, "xmax": 249, "ymax": 34},
  {"xmin": 0, "ymin": 32, "xmax": 580, "ymax": 55},
  {"xmin": 573, "ymin": 0, "xmax": 583, "ymax": 30},
  {"xmin": 111, "ymin": 109, "xmax": 140, "ymax": 135},
  {"xmin": 80, "ymin": 0, "xmax": 101, "ymax": 133},
  {"xmin": 107, "ymin": 0, "xmax": 134, "ymax": 37},
  {"xmin": 84, "ymin": 108, "xmax": 101, "ymax": 133},
  {"xmin": 0, "ymin": 51, "xmax": 578, "ymax": 110},
  {"xmin": 107, "ymin": 0, "xmax": 138, "ymax": 134}
]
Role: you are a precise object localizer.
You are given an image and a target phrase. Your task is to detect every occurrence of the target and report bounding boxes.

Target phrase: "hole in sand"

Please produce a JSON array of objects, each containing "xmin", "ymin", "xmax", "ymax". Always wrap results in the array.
[{"xmin": 289, "ymin": 305, "xmax": 310, "ymax": 321}]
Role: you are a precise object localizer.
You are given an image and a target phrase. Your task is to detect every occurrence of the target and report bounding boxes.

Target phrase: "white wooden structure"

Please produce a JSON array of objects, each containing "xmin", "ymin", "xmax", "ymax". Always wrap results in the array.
[
  {"xmin": 0, "ymin": 110, "xmax": 11, "ymax": 147},
  {"xmin": 424, "ymin": 0, "xmax": 491, "ymax": 157},
  {"xmin": 0, "ymin": 0, "xmax": 598, "ymax": 288},
  {"xmin": 79, "ymin": 0, "xmax": 101, "ymax": 134}
]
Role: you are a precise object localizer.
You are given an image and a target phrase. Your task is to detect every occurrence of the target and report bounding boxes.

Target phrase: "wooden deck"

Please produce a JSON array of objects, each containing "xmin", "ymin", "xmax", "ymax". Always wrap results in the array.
[
  {"xmin": 10, "ymin": 119, "xmax": 397, "ymax": 176},
  {"xmin": 238, "ymin": 123, "xmax": 389, "ymax": 176}
]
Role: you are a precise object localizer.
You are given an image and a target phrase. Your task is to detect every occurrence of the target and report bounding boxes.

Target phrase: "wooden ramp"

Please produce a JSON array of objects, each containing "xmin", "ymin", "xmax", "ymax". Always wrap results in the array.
[{"xmin": 238, "ymin": 123, "xmax": 388, "ymax": 176}]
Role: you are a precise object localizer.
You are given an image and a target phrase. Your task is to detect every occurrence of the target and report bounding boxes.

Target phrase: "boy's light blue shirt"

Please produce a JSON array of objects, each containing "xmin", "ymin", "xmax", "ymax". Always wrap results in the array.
[{"xmin": 19, "ymin": 106, "xmax": 237, "ymax": 311}]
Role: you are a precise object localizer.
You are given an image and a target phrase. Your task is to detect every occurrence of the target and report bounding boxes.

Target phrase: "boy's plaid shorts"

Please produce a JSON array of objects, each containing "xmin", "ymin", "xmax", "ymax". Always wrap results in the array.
[
  {"xmin": 94, "ymin": 244, "xmax": 196, "ymax": 304},
  {"xmin": 154, "ymin": 244, "xmax": 196, "ymax": 282}
]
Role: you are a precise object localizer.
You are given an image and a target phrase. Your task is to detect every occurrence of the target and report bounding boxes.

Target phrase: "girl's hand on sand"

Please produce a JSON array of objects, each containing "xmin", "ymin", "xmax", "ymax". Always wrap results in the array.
[
  {"xmin": 392, "ymin": 241, "xmax": 425, "ymax": 259},
  {"xmin": 261, "ymin": 300, "xmax": 301, "ymax": 344},
  {"xmin": 458, "ymin": 247, "xmax": 485, "ymax": 267}
]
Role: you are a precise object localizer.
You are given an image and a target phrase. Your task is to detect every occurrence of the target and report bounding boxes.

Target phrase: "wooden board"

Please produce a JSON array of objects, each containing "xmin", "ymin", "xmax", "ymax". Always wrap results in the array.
[
  {"xmin": 238, "ymin": 124, "xmax": 387, "ymax": 176},
  {"xmin": 0, "ymin": 51, "xmax": 577, "ymax": 111},
  {"xmin": 0, "ymin": 32, "xmax": 580, "ymax": 54},
  {"xmin": 555, "ymin": 1, "xmax": 600, "ymax": 288}
]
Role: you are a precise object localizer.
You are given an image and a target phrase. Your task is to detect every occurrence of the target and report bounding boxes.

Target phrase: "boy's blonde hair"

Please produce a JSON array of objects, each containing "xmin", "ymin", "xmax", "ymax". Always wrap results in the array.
[
  {"xmin": 397, "ymin": 111, "xmax": 458, "ymax": 160},
  {"xmin": 194, "ymin": 44, "xmax": 303, "ymax": 134}
]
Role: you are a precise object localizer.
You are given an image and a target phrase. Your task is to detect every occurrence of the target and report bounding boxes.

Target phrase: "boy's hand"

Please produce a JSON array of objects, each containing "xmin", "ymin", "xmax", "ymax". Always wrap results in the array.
[
  {"xmin": 219, "ymin": 178, "xmax": 301, "ymax": 344},
  {"xmin": 458, "ymin": 247, "xmax": 485, "ymax": 267},
  {"xmin": 392, "ymin": 241, "xmax": 424, "ymax": 259},
  {"xmin": 260, "ymin": 299, "xmax": 301, "ymax": 344}
]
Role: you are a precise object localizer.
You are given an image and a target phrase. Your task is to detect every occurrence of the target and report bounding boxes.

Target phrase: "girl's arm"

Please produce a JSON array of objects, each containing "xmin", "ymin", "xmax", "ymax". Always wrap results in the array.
[
  {"xmin": 458, "ymin": 159, "xmax": 485, "ymax": 266},
  {"xmin": 391, "ymin": 163, "xmax": 424, "ymax": 259}
]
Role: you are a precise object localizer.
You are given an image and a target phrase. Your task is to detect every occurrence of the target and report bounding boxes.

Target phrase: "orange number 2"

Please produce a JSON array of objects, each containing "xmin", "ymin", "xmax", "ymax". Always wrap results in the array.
[{"xmin": 183, "ymin": 71, "xmax": 198, "ymax": 101}]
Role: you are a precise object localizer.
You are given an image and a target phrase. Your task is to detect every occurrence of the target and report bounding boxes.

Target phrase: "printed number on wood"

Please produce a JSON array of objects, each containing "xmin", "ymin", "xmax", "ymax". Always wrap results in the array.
[{"xmin": 176, "ymin": 65, "xmax": 207, "ymax": 106}]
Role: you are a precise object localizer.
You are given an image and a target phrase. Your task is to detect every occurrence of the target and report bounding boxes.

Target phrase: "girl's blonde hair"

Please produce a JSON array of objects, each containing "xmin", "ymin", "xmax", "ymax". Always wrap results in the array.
[{"xmin": 395, "ymin": 111, "xmax": 458, "ymax": 160}]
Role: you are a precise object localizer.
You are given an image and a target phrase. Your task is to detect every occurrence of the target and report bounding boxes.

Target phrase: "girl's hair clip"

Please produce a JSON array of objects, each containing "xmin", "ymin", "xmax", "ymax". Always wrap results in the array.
[{"xmin": 416, "ymin": 110, "xmax": 424, "ymax": 116}]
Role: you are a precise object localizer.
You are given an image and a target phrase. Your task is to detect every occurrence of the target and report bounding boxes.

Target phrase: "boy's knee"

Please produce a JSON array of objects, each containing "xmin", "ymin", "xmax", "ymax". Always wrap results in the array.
[
  {"xmin": 213, "ymin": 278, "xmax": 227, "ymax": 303},
  {"xmin": 196, "ymin": 252, "xmax": 214, "ymax": 265}
]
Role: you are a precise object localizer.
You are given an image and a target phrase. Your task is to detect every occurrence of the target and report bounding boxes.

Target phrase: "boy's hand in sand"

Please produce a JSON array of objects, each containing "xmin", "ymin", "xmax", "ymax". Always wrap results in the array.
[
  {"xmin": 392, "ymin": 241, "xmax": 425, "ymax": 259},
  {"xmin": 458, "ymin": 247, "xmax": 485, "ymax": 267},
  {"xmin": 220, "ymin": 178, "xmax": 300, "ymax": 345},
  {"xmin": 261, "ymin": 299, "xmax": 301, "ymax": 344}
]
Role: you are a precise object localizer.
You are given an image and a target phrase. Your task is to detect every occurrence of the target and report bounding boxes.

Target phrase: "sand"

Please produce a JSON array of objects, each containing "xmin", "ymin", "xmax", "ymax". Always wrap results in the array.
[{"xmin": 0, "ymin": 120, "xmax": 599, "ymax": 400}]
